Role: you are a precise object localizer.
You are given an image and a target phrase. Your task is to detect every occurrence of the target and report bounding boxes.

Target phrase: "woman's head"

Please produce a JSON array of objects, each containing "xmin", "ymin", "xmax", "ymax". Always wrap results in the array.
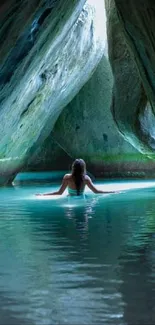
[
  {"xmin": 71, "ymin": 159, "xmax": 86, "ymax": 195},
  {"xmin": 71, "ymin": 158, "xmax": 86, "ymax": 176}
]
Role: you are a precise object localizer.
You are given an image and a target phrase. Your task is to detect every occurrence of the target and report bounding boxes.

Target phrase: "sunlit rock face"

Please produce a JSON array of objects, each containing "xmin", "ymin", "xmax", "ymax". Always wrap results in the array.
[
  {"xmin": 0, "ymin": 0, "xmax": 106, "ymax": 184},
  {"xmin": 107, "ymin": 0, "xmax": 155, "ymax": 155}
]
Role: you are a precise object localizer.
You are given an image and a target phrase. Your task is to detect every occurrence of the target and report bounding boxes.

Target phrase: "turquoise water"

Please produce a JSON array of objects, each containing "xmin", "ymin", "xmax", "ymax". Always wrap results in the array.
[{"xmin": 0, "ymin": 175, "xmax": 155, "ymax": 324}]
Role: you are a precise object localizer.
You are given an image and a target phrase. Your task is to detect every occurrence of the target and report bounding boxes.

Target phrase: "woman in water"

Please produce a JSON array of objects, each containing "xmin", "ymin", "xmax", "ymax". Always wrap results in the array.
[{"xmin": 36, "ymin": 158, "xmax": 117, "ymax": 196}]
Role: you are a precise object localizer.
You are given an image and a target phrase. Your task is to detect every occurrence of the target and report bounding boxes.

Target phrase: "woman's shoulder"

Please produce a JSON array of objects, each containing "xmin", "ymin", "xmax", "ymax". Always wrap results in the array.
[
  {"xmin": 63, "ymin": 173, "xmax": 72, "ymax": 180},
  {"xmin": 84, "ymin": 174, "xmax": 91, "ymax": 182}
]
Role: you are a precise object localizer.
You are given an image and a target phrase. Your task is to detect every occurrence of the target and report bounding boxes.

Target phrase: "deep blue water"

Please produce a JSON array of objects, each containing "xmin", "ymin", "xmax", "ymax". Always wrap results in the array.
[{"xmin": 0, "ymin": 174, "xmax": 155, "ymax": 325}]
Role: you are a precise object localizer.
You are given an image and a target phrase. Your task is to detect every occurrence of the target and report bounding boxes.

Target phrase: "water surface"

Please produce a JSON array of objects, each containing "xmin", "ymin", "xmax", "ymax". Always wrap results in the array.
[{"xmin": 0, "ymin": 176, "xmax": 155, "ymax": 325}]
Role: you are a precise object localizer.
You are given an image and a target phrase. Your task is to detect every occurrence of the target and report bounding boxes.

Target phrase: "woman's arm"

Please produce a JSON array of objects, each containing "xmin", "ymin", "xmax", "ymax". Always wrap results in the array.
[
  {"xmin": 36, "ymin": 175, "xmax": 68, "ymax": 196},
  {"xmin": 85, "ymin": 176, "xmax": 116, "ymax": 194}
]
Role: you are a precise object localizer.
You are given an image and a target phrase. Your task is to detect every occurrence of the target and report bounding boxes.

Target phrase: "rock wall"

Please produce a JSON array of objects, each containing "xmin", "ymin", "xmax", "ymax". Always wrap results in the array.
[
  {"xmin": 2, "ymin": 0, "xmax": 155, "ymax": 181},
  {"xmin": 114, "ymin": 0, "xmax": 155, "ymax": 109},
  {"xmin": 0, "ymin": 0, "xmax": 105, "ymax": 184},
  {"xmin": 29, "ymin": 0, "xmax": 155, "ymax": 178},
  {"xmin": 52, "ymin": 54, "xmax": 154, "ymax": 178},
  {"xmin": 26, "ymin": 137, "xmax": 72, "ymax": 171},
  {"xmin": 107, "ymin": 0, "xmax": 155, "ymax": 155}
]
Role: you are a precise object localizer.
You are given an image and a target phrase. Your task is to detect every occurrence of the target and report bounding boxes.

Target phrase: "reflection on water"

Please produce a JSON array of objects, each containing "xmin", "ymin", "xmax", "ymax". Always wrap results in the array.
[{"xmin": 0, "ymin": 179, "xmax": 155, "ymax": 324}]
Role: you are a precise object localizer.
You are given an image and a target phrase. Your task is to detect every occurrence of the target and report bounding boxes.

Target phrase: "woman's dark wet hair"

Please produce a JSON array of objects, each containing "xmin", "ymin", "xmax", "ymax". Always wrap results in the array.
[{"xmin": 71, "ymin": 159, "xmax": 86, "ymax": 195}]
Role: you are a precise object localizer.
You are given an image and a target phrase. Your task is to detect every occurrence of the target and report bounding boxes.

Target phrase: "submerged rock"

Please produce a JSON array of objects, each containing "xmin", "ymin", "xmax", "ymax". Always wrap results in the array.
[{"xmin": 0, "ymin": 0, "xmax": 105, "ymax": 184}]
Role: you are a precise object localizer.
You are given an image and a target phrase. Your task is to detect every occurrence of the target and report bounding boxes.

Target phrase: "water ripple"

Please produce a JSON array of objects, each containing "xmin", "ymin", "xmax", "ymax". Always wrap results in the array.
[{"xmin": 0, "ymin": 182, "xmax": 155, "ymax": 324}]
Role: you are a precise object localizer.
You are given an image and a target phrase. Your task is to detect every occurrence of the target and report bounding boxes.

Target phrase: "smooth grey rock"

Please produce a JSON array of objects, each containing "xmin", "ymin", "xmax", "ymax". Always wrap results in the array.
[
  {"xmin": 111, "ymin": 0, "xmax": 155, "ymax": 154},
  {"xmin": 114, "ymin": 0, "xmax": 155, "ymax": 108},
  {"xmin": 53, "ymin": 54, "xmax": 153, "ymax": 177},
  {"xmin": 105, "ymin": 0, "xmax": 155, "ymax": 156},
  {"xmin": 0, "ymin": 0, "xmax": 106, "ymax": 184}
]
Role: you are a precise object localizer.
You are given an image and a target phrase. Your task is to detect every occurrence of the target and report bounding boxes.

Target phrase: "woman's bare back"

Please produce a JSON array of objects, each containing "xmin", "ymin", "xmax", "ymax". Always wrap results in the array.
[{"xmin": 64, "ymin": 173, "xmax": 86, "ymax": 191}]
